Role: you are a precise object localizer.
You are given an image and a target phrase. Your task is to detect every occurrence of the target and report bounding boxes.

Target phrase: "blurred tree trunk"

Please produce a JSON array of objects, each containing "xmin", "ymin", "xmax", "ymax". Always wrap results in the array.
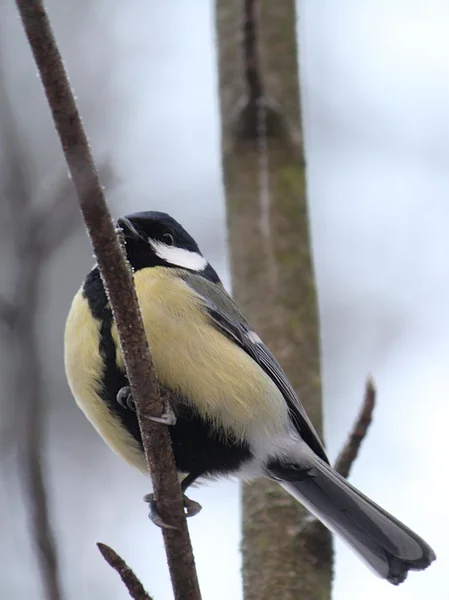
[{"xmin": 215, "ymin": 2, "xmax": 333, "ymax": 599}]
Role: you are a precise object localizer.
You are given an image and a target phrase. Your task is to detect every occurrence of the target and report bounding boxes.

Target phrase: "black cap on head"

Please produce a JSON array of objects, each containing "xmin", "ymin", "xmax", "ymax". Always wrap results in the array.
[
  {"xmin": 116, "ymin": 211, "xmax": 220, "ymax": 284},
  {"xmin": 119, "ymin": 211, "xmax": 201, "ymax": 254}
]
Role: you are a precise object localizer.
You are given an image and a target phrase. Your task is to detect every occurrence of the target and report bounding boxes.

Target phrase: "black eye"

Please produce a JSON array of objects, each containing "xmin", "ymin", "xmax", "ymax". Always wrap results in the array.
[{"xmin": 162, "ymin": 232, "xmax": 174, "ymax": 246}]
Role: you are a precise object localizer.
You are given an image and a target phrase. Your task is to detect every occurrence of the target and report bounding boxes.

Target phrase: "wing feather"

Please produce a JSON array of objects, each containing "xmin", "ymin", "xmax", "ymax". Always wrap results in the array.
[{"xmin": 180, "ymin": 271, "xmax": 329, "ymax": 463}]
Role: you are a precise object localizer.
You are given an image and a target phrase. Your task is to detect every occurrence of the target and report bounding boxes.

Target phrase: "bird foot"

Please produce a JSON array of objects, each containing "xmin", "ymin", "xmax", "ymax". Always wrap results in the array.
[
  {"xmin": 116, "ymin": 386, "xmax": 177, "ymax": 425},
  {"xmin": 117, "ymin": 386, "xmax": 136, "ymax": 411},
  {"xmin": 147, "ymin": 405, "xmax": 177, "ymax": 426},
  {"xmin": 144, "ymin": 492, "xmax": 202, "ymax": 529}
]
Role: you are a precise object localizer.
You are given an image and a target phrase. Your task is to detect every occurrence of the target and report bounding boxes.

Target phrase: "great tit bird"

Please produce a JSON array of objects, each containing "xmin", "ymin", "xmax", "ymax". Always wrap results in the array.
[{"xmin": 64, "ymin": 211, "xmax": 435, "ymax": 585}]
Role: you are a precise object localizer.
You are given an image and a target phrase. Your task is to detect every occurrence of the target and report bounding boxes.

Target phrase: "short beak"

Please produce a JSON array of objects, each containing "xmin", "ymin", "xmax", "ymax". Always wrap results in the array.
[{"xmin": 117, "ymin": 217, "xmax": 141, "ymax": 240}]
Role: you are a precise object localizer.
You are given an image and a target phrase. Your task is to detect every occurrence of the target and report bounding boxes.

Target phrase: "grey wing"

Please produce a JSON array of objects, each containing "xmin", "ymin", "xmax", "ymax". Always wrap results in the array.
[{"xmin": 181, "ymin": 271, "xmax": 329, "ymax": 463}]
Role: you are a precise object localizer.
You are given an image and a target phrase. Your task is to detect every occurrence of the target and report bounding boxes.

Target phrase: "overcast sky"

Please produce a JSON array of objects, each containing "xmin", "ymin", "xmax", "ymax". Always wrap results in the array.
[{"xmin": 2, "ymin": 1, "xmax": 449, "ymax": 599}]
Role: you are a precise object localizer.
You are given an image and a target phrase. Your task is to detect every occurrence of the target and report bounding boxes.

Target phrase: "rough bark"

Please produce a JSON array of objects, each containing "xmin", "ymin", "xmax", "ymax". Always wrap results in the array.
[{"xmin": 215, "ymin": 2, "xmax": 333, "ymax": 599}]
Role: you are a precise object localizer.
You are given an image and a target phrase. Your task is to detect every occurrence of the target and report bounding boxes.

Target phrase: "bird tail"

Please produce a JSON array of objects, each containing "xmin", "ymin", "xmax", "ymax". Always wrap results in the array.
[{"xmin": 268, "ymin": 455, "xmax": 435, "ymax": 585}]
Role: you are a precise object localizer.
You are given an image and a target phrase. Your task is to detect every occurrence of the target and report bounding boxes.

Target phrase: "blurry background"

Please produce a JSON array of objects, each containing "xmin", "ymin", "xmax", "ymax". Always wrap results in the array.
[{"xmin": 0, "ymin": 0, "xmax": 447, "ymax": 598}]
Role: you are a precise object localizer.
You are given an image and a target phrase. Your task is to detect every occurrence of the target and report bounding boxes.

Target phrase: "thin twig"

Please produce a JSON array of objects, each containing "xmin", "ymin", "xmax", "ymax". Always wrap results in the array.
[
  {"xmin": 97, "ymin": 544, "xmax": 153, "ymax": 600},
  {"xmin": 12, "ymin": 248, "xmax": 64, "ymax": 600},
  {"xmin": 20, "ymin": 339, "xmax": 63, "ymax": 600},
  {"xmin": 334, "ymin": 378, "xmax": 376, "ymax": 479},
  {"xmin": 15, "ymin": 2, "xmax": 201, "ymax": 599}
]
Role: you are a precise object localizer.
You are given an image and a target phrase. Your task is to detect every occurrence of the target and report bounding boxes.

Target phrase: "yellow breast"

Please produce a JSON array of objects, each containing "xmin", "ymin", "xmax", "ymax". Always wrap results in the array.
[
  {"xmin": 112, "ymin": 268, "xmax": 289, "ymax": 440},
  {"xmin": 64, "ymin": 288, "xmax": 148, "ymax": 473},
  {"xmin": 65, "ymin": 267, "xmax": 289, "ymax": 473}
]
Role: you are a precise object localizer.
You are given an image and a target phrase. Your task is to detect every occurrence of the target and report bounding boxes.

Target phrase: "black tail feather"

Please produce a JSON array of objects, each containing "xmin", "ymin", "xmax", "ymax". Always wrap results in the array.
[{"xmin": 267, "ymin": 456, "xmax": 435, "ymax": 585}]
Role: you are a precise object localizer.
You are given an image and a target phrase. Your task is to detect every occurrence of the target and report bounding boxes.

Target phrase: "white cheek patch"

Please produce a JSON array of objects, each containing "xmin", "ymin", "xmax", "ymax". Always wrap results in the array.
[
  {"xmin": 247, "ymin": 330, "xmax": 263, "ymax": 344},
  {"xmin": 149, "ymin": 240, "xmax": 208, "ymax": 272}
]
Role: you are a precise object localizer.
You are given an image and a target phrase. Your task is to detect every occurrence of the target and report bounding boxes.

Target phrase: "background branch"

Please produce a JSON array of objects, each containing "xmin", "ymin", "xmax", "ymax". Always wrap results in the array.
[
  {"xmin": 242, "ymin": 0, "xmax": 263, "ymax": 106},
  {"xmin": 334, "ymin": 379, "xmax": 376, "ymax": 479},
  {"xmin": 15, "ymin": 2, "xmax": 201, "ymax": 599},
  {"xmin": 0, "ymin": 296, "xmax": 15, "ymax": 327},
  {"xmin": 0, "ymin": 37, "xmax": 64, "ymax": 600},
  {"xmin": 0, "ymin": 60, "xmax": 32, "ymax": 219},
  {"xmin": 216, "ymin": 2, "xmax": 332, "ymax": 599},
  {"xmin": 31, "ymin": 161, "xmax": 115, "ymax": 257},
  {"xmin": 97, "ymin": 544, "xmax": 153, "ymax": 600},
  {"xmin": 12, "ymin": 234, "xmax": 62, "ymax": 600}
]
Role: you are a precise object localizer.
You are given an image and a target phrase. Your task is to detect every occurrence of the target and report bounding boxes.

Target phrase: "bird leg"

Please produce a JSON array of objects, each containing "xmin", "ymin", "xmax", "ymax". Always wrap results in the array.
[
  {"xmin": 116, "ymin": 386, "xmax": 177, "ymax": 425},
  {"xmin": 144, "ymin": 473, "xmax": 202, "ymax": 529}
]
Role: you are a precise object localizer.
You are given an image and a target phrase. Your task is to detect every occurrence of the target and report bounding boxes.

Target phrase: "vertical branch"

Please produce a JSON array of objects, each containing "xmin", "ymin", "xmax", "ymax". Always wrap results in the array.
[
  {"xmin": 15, "ymin": 259, "xmax": 63, "ymax": 600},
  {"xmin": 15, "ymin": 2, "xmax": 202, "ymax": 599},
  {"xmin": 0, "ymin": 297, "xmax": 15, "ymax": 327},
  {"xmin": 0, "ymin": 40, "xmax": 64, "ymax": 600},
  {"xmin": 216, "ymin": 2, "xmax": 333, "ymax": 599},
  {"xmin": 242, "ymin": 0, "xmax": 262, "ymax": 103}
]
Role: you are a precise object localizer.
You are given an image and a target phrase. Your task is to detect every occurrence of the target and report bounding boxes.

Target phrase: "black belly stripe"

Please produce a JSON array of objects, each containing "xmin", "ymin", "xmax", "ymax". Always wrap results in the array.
[
  {"xmin": 82, "ymin": 267, "xmax": 253, "ymax": 478},
  {"xmin": 83, "ymin": 269, "xmax": 142, "ymax": 443},
  {"xmin": 168, "ymin": 402, "xmax": 252, "ymax": 476}
]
